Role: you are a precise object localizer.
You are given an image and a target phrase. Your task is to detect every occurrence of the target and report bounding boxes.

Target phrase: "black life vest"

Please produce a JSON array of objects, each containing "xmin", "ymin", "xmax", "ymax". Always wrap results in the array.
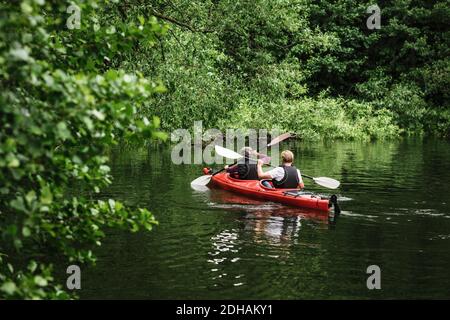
[
  {"xmin": 272, "ymin": 165, "xmax": 299, "ymax": 188},
  {"xmin": 237, "ymin": 163, "xmax": 259, "ymax": 180}
]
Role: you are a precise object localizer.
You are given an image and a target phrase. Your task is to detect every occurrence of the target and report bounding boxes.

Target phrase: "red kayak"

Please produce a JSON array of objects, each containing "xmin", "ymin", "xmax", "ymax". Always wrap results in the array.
[{"xmin": 207, "ymin": 171, "xmax": 340, "ymax": 214}]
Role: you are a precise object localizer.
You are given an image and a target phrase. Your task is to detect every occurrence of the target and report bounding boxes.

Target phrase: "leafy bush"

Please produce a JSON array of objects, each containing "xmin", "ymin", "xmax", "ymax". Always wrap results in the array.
[
  {"xmin": 0, "ymin": 0, "xmax": 166, "ymax": 299},
  {"xmin": 149, "ymin": 32, "xmax": 241, "ymax": 130},
  {"xmin": 219, "ymin": 96, "xmax": 399, "ymax": 141}
]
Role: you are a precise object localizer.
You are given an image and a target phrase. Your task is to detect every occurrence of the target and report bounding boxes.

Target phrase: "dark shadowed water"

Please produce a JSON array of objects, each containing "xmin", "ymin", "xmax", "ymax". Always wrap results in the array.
[{"xmin": 80, "ymin": 138, "xmax": 450, "ymax": 299}]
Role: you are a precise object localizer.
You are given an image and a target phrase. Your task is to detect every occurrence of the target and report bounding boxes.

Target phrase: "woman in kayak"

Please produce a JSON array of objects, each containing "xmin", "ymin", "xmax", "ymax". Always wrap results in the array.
[
  {"xmin": 224, "ymin": 147, "xmax": 259, "ymax": 180},
  {"xmin": 257, "ymin": 150, "xmax": 305, "ymax": 189}
]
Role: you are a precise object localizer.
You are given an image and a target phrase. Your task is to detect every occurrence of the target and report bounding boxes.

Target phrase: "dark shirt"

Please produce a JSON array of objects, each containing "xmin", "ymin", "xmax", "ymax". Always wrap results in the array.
[{"xmin": 226, "ymin": 164, "xmax": 239, "ymax": 175}]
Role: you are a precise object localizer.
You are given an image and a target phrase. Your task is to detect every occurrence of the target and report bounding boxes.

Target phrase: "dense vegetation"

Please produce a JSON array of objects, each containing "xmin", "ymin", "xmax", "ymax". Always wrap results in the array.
[
  {"xmin": 138, "ymin": 0, "xmax": 449, "ymax": 139},
  {"xmin": 0, "ymin": 0, "xmax": 448, "ymax": 299},
  {"xmin": 0, "ymin": 0, "xmax": 166, "ymax": 298}
]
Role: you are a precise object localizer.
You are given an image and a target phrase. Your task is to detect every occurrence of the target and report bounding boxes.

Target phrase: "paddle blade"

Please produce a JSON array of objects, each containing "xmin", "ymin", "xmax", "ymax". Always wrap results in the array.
[
  {"xmin": 215, "ymin": 145, "xmax": 242, "ymax": 159},
  {"xmin": 190, "ymin": 175, "xmax": 212, "ymax": 188},
  {"xmin": 267, "ymin": 132, "xmax": 291, "ymax": 147},
  {"xmin": 312, "ymin": 177, "xmax": 340, "ymax": 189},
  {"xmin": 191, "ymin": 183, "xmax": 210, "ymax": 192}
]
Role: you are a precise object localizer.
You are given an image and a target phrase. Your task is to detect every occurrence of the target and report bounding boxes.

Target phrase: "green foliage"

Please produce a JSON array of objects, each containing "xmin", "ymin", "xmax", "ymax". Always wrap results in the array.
[
  {"xmin": 149, "ymin": 32, "xmax": 241, "ymax": 130},
  {"xmin": 1, "ymin": 0, "xmax": 165, "ymax": 299},
  {"xmin": 120, "ymin": 0, "xmax": 449, "ymax": 138},
  {"xmin": 0, "ymin": 259, "xmax": 71, "ymax": 299},
  {"xmin": 220, "ymin": 96, "xmax": 399, "ymax": 141},
  {"xmin": 1, "ymin": 0, "xmax": 449, "ymax": 299}
]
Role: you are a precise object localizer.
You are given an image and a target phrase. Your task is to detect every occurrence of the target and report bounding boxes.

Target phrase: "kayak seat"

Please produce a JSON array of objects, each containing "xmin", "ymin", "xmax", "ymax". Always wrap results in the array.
[{"xmin": 260, "ymin": 180, "xmax": 274, "ymax": 189}]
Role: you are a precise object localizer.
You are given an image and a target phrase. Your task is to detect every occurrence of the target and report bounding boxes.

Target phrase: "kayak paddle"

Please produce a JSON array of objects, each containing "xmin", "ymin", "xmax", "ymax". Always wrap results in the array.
[
  {"xmin": 190, "ymin": 174, "xmax": 214, "ymax": 187},
  {"xmin": 267, "ymin": 132, "xmax": 292, "ymax": 147},
  {"xmin": 214, "ymin": 145, "xmax": 341, "ymax": 189},
  {"xmin": 214, "ymin": 145, "xmax": 271, "ymax": 164},
  {"xmin": 214, "ymin": 145, "xmax": 242, "ymax": 160},
  {"xmin": 301, "ymin": 175, "xmax": 340, "ymax": 189},
  {"xmin": 190, "ymin": 133, "xmax": 292, "ymax": 188}
]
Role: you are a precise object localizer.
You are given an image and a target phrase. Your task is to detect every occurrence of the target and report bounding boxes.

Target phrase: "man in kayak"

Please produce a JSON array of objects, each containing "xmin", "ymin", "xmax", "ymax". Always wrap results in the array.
[
  {"xmin": 257, "ymin": 150, "xmax": 305, "ymax": 189},
  {"xmin": 224, "ymin": 147, "xmax": 259, "ymax": 180}
]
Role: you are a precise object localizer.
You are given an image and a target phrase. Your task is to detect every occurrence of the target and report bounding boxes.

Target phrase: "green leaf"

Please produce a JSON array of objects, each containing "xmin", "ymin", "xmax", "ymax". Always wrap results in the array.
[
  {"xmin": 108, "ymin": 199, "xmax": 115, "ymax": 211},
  {"xmin": 152, "ymin": 131, "xmax": 168, "ymax": 141},
  {"xmin": 10, "ymin": 48, "xmax": 30, "ymax": 61},
  {"xmin": 22, "ymin": 226, "xmax": 31, "ymax": 237},
  {"xmin": 34, "ymin": 276, "xmax": 48, "ymax": 287},
  {"xmin": 152, "ymin": 116, "xmax": 160, "ymax": 128},
  {"xmin": 91, "ymin": 109, "xmax": 105, "ymax": 120},
  {"xmin": 106, "ymin": 26, "xmax": 116, "ymax": 34},
  {"xmin": 105, "ymin": 69, "xmax": 118, "ymax": 81},
  {"xmin": 40, "ymin": 186, "xmax": 53, "ymax": 205},
  {"xmin": 83, "ymin": 116, "xmax": 94, "ymax": 131},
  {"xmin": 115, "ymin": 201, "xmax": 123, "ymax": 211},
  {"xmin": 28, "ymin": 260, "xmax": 38, "ymax": 273},
  {"xmin": 10, "ymin": 197, "xmax": 26, "ymax": 212},
  {"xmin": 99, "ymin": 165, "xmax": 110, "ymax": 173},
  {"xmin": 26, "ymin": 190, "xmax": 37, "ymax": 204},
  {"xmin": 57, "ymin": 122, "xmax": 72, "ymax": 140},
  {"xmin": 0, "ymin": 282, "xmax": 17, "ymax": 295},
  {"xmin": 6, "ymin": 153, "xmax": 20, "ymax": 168},
  {"xmin": 14, "ymin": 238, "xmax": 23, "ymax": 250}
]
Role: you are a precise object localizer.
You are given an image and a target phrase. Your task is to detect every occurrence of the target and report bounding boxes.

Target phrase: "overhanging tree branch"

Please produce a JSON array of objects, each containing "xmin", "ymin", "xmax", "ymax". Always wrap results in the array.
[{"xmin": 150, "ymin": 10, "xmax": 214, "ymax": 33}]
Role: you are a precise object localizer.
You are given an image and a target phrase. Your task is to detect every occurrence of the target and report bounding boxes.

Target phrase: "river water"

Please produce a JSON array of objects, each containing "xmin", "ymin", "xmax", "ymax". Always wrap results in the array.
[{"xmin": 80, "ymin": 138, "xmax": 450, "ymax": 299}]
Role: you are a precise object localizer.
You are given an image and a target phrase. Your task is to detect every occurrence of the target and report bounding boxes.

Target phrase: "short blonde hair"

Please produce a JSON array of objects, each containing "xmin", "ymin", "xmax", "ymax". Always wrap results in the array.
[{"xmin": 281, "ymin": 150, "xmax": 294, "ymax": 163}]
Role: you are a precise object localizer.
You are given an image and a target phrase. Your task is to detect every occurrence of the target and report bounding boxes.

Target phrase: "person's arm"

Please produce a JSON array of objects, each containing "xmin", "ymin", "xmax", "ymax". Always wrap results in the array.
[
  {"xmin": 257, "ymin": 159, "xmax": 273, "ymax": 180},
  {"xmin": 225, "ymin": 164, "xmax": 238, "ymax": 173},
  {"xmin": 298, "ymin": 169, "xmax": 305, "ymax": 189}
]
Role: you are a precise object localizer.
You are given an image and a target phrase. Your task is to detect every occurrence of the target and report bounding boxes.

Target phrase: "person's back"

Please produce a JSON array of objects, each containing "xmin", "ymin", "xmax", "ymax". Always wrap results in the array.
[
  {"xmin": 257, "ymin": 150, "xmax": 304, "ymax": 189},
  {"xmin": 272, "ymin": 165, "xmax": 299, "ymax": 188},
  {"xmin": 236, "ymin": 162, "xmax": 259, "ymax": 180},
  {"xmin": 225, "ymin": 147, "xmax": 259, "ymax": 180}
]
